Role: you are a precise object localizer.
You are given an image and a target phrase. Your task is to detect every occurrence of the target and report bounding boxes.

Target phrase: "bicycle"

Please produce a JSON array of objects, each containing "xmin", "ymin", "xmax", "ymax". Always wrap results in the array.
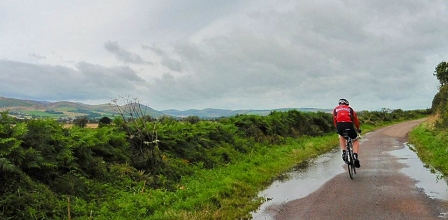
[{"xmin": 342, "ymin": 129, "xmax": 357, "ymax": 179}]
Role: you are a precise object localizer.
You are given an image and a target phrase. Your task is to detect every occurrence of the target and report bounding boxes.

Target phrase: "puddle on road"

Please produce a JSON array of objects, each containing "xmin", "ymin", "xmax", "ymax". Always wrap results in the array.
[
  {"xmin": 389, "ymin": 143, "xmax": 448, "ymax": 201},
  {"xmin": 252, "ymin": 142, "xmax": 448, "ymax": 220},
  {"xmin": 251, "ymin": 148, "xmax": 345, "ymax": 220}
]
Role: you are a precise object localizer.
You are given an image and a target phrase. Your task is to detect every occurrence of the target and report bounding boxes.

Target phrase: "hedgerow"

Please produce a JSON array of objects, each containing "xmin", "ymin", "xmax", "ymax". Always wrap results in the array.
[{"xmin": 0, "ymin": 107, "xmax": 428, "ymax": 219}]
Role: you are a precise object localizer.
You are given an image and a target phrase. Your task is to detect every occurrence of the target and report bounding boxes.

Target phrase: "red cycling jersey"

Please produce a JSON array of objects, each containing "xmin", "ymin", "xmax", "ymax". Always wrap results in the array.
[{"xmin": 333, "ymin": 104, "xmax": 360, "ymax": 129}]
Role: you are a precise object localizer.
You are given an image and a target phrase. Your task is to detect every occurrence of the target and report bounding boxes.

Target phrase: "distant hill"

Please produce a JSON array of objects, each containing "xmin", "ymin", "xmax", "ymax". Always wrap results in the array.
[
  {"xmin": 0, "ymin": 96, "xmax": 164, "ymax": 120},
  {"xmin": 0, "ymin": 96, "xmax": 331, "ymax": 119},
  {"xmin": 160, "ymin": 107, "xmax": 332, "ymax": 118}
]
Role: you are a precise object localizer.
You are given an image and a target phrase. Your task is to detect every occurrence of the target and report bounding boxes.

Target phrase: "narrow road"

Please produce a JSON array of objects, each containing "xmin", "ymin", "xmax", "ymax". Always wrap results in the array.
[{"xmin": 273, "ymin": 118, "xmax": 448, "ymax": 220}]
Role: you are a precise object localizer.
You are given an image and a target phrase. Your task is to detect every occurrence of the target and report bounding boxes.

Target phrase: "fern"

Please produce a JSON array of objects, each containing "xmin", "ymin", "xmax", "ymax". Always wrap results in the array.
[{"xmin": 0, "ymin": 157, "xmax": 17, "ymax": 173}]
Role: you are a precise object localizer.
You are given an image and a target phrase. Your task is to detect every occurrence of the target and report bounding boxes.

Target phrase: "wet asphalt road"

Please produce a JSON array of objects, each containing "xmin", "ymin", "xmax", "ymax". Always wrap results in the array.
[{"xmin": 261, "ymin": 119, "xmax": 448, "ymax": 220}]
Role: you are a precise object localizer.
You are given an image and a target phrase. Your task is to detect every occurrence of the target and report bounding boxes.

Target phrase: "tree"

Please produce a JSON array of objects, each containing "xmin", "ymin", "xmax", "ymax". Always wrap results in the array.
[
  {"xmin": 184, "ymin": 115, "xmax": 200, "ymax": 124},
  {"xmin": 73, "ymin": 116, "xmax": 88, "ymax": 128},
  {"xmin": 434, "ymin": 61, "xmax": 448, "ymax": 86},
  {"xmin": 99, "ymin": 116, "xmax": 112, "ymax": 127}
]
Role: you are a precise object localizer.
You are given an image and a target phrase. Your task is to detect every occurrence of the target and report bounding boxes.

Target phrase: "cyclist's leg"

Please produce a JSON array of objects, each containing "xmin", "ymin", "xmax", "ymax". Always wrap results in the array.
[
  {"xmin": 339, "ymin": 135, "xmax": 348, "ymax": 162},
  {"xmin": 353, "ymin": 142, "xmax": 360, "ymax": 167},
  {"xmin": 351, "ymin": 139, "xmax": 360, "ymax": 167},
  {"xmin": 336, "ymin": 123, "xmax": 350, "ymax": 162},
  {"xmin": 347, "ymin": 125, "xmax": 359, "ymax": 154},
  {"xmin": 348, "ymin": 125, "xmax": 361, "ymax": 167},
  {"xmin": 353, "ymin": 139, "xmax": 360, "ymax": 154},
  {"xmin": 339, "ymin": 135, "xmax": 346, "ymax": 151}
]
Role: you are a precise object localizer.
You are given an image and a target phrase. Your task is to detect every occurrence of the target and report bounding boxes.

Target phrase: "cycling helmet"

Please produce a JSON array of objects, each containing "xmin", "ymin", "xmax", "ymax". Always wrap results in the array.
[{"xmin": 338, "ymin": 98, "xmax": 349, "ymax": 105}]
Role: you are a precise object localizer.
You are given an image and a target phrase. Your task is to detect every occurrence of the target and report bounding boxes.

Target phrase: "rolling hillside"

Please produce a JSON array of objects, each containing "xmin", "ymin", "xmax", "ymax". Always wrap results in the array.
[
  {"xmin": 0, "ymin": 96, "xmax": 331, "ymax": 119},
  {"xmin": 0, "ymin": 96, "xmax": 164, "ymax": 119},
  {"xmin": 162, "ymin": 107, "xmax": 332, "ymax": 118}
]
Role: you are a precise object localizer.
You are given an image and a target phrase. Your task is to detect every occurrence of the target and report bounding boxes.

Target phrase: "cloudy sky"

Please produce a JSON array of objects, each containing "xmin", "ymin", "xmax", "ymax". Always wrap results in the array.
[{"xmin": 1, "ymin": 0, "xmax": 447, "ymax": 111}]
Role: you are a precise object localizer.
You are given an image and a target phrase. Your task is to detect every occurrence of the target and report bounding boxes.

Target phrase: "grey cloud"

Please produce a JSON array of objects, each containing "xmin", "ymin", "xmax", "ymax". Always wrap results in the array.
[
  {"xmin": 145, "ymin": 0, "xmax": 243, "ymax": 41},
  {"xmin": 28, "ymin": 53, "xmax": 46, "ymax": 60},
  {"xmin": 1, "ymin": 0, "xmax": 446, "ymax": 111},
  {"xmin": 141, "ymin": 44, "xmax": 151, "ymax": 50},
  {"xmin": 141, "ymin": 44, "xmax": 165, "ymax": 56},
  {"xmin": 146, "ymin": 0, "xmax": 447, "ymax": 110},
  {"xmin": 141, "ymin": 44, "xmax": 182, "ymax": 72},
  {"xmin": 76, "ymin": 62, "xmax": 144, "ymax": 83},
  {"xmin": 160, "ymin": 57, "xmax": 182, "ymax": 72},
  {"xmin": 0, "ymin": 60, "xmax": 146, "ymax": 102},
  {"xmin": 105, "ymin": 41, "xmax": 152, "ymax": 65}
]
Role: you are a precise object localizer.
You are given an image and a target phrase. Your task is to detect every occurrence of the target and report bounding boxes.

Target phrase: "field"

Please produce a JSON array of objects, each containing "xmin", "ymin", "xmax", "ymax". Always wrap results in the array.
[{"xmin": 63, "ymin": 123, "xmax": 99, "ymax": 128}]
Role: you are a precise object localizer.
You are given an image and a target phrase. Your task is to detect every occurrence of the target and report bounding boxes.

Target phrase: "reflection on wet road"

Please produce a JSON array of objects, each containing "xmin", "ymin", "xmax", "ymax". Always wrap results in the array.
[
  {"xmin": 251, "ymin": 148, "xmax": 345, "ymax": 220},
  {"xmin": 390, "ymin": 143, "xmax": 448, "ymax": 200},
  {"xmin": 252, "ymin": 144, "xmax": 448, "ymax": 220}
]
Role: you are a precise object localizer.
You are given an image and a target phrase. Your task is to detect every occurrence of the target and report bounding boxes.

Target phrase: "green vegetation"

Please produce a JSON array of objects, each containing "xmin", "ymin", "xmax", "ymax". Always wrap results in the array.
[
  {"xmin": 409, "ymin": 123, "xmax": 448, "ymax": 175},
  {"xmin": 0, "ymin": 104, "xmax": 428, "ymax": 219},
  {"xmin": 408, "ymin": 60, "xmax": 448, "ymax": 176},
  {"xmin": 24, "ymin": 110, "xmax": 66, "ymax": 118},
  {"xmin": 433, "ymin": 61, "xmax": 448, "ymax": 86},
  {"xmin": 45, "ymin": 110, "xmax": 64, "ymax": 114}
]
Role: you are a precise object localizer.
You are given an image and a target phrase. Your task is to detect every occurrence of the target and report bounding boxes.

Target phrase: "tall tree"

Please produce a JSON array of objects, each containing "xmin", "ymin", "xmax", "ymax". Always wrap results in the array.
[{"xmin": 434, "ymin": 61, "xmax": 448, "ymax": 86}]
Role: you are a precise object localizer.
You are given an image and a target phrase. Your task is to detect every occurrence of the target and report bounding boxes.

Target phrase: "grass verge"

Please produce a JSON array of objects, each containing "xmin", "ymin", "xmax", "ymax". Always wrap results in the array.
[
  {"xmin": 88, "ymin": 135, "xmax": 339, "ymax": 220},
  {"xmin": 87, "ymin": 121, "xmax": 416, "ymax": 219},
  {"xmin": 156, "ymin": 134, "xmax": 339, "ymax": 219},
  {"xmin": 409, "ymin": 121, "xmax": 448, "ymax": 176}
]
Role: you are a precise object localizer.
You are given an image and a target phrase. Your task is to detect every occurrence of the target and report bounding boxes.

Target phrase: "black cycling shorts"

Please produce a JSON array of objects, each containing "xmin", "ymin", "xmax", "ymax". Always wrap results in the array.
[{"xmin": 336, "ymin": 122, "xmax": 358, "ymax": 140}]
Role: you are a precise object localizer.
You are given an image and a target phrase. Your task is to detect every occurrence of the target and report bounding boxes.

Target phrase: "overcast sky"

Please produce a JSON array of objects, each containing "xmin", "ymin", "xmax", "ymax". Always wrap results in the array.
[{"xmin": 1, "ymin": 0, "xmax": 447, "ymax": 111}]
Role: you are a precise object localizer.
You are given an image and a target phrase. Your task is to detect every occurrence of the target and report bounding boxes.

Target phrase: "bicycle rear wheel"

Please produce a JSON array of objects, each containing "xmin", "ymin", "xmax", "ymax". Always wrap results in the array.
[
  {"xmin": 347, "ymin": 144, "xmax": 355, "ymax": 179},
  {"xmin": 347, "ymin": 160, "xmax": 354, "ymax": 179}
]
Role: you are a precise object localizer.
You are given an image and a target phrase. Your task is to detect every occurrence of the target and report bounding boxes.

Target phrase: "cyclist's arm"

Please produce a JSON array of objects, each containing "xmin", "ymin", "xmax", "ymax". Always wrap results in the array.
[
  {"xmin": 352, "ymin": 110, "xmax": 360, "ymax": 130},
  {"xmin": 333, "ymin": 109, "xmax": 338, "ymax": 127}
]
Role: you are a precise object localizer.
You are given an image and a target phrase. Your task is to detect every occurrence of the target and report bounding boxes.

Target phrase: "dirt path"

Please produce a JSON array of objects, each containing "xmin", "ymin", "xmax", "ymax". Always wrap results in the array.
[{"xmin": 273, "ymin": 118, "xmax": 448, "ymax": 220}]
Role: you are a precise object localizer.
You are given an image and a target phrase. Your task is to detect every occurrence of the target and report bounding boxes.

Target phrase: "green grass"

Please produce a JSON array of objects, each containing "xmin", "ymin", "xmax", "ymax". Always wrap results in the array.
[
  {"xmin": 409, "ymin": 122, "xmax": 448, "ymax": 176},
  {"xmin": 81, "ymin": 135, "xmax": 338, "ymax": 220},
  {"xmin": 67, "ymin": 121, "xmax": 418, "ymax": 219},
  {"xmin": 152, "ymin": 121, "xmax": 422, "ymax": 219},
  {"xmin": 161, "ymin": 136, "xmax": 339, "ymax": 219},
  {"xmin": 23, "ymin": 110, "xmax": 65, "ymax": 117},
  {"xmin": 56, "ymin": 107, "xmax": 78, "ymax": 112},
  {"xmin": 91, "ymin": 123, "xmax": 395, "ymax": 219},
  {"xmin": 23, "ymin": 109, "xmax": 89, "ymax": 118}
]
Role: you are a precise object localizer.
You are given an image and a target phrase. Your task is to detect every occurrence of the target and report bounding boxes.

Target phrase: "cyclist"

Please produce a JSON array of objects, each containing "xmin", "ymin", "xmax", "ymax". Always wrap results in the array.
[{"xmin": 333, "ymin": 98, "xmax": 361, "ymax": 168}]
